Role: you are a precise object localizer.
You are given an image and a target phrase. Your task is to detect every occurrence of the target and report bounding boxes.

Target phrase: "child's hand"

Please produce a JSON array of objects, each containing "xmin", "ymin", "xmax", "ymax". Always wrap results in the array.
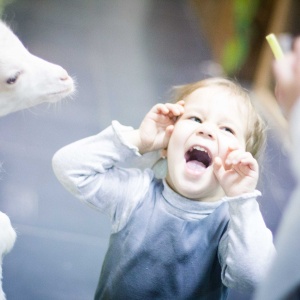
[
  {"xmin": 137, "ymin": 101, "xmax": 184, "ymax": 154},
  {"xmin": 213, "ymin": 148, "xmax": 259, "ymax": 197}
]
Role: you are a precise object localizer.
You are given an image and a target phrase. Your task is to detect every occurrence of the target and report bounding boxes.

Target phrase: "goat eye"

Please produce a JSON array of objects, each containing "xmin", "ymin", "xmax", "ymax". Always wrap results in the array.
[{"xmin": 6, "ymin": 71, "xmax": 21, "ymax": 85}]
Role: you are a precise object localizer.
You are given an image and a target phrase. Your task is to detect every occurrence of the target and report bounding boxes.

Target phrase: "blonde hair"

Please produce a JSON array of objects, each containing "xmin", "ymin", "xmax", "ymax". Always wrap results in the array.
[{"xmin": 168, "ymin": 77, "xmax": 266, "ymax": 159}]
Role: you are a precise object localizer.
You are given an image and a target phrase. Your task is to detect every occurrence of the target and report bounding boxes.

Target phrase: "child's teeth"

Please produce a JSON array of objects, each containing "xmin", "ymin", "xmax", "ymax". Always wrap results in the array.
[{"xmin": 193, "ymin": 146, "xmax": 206, "ymax": 152}]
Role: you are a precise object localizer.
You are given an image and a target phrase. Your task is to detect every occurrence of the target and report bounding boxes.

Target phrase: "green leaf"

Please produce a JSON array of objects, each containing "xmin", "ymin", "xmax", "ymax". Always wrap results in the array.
[{"xmin": 222, "ymin": 36, "xmax": 248, "ymax": 75}]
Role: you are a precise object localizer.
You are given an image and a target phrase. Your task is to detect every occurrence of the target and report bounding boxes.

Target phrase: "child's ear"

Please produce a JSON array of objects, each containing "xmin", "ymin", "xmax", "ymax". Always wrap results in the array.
[{"xmin": 161, "ymin": 148, "xmax": 167, "ymax": 159}]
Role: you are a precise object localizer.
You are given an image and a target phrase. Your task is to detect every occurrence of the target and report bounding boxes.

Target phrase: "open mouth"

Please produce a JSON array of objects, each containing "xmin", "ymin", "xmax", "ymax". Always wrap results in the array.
[{"xmin": 185, "ymin": 146, "xmax": 212, "ymax": 170}]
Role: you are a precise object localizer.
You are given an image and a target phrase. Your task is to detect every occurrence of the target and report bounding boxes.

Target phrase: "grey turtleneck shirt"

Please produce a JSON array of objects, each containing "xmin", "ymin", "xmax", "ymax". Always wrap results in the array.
[{"xmin": 52, "ymin": 121, "xmax": 275, "ymax": 299}]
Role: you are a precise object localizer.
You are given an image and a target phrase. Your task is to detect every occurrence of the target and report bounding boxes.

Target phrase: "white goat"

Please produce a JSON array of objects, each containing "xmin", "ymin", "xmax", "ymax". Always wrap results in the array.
[
  {"xmin": 0, "ymin": 20, "xmax": 74, "ymax": 299},
  {"xmin": 0, "ymin": 21, "xmax": 74, "ymax": 115}
]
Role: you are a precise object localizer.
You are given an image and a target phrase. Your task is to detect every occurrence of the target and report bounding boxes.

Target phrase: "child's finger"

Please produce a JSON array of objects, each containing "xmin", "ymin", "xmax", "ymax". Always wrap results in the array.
[
  {"xmin": 226, "ymin": 151, "xmax": 251, "ymax": 165},
  {"xmin": 165, "ymin": 124, "xmax": 175, "ymax": 135},
  {"xmin": 240, "ymin": 156, "xmax": 258, "ymax": 172},
  {"xmin": 155, "ymin": 103, "xmax": 170, "ymax": 115},
  {"xmin": 176, "ymin": 100, "xmax": 185, "ymax": 107},
  {"xmin": 226, "ymin": 150, "xmax": 247, "ymax": 161},
  {"xmin": 165, "ymin": 103, "xmax": 184, "ymax": 117},
  {"xmin": 225, "ymin": 151, "xmax": 255, "ymax": 168},
  {"xmin": 161, "ymin": 125, "xmax": 174, "ymax": 148},
  {"xmin": 213, "ymin": 157, "xmax": 226, "ymax": 179},
  {"xmin": 224, "ymin": 149, "xmax": 245, "ymax": 166},
  {"xmin": 227, "ymin": 151, "xmax": 258, "ymax": 173},
  {"xmin": 224, "ymin": 146, "xmax": 240, "ymax": 160}
]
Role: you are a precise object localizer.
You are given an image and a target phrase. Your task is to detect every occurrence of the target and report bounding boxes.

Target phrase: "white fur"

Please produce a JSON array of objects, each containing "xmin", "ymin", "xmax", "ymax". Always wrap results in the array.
[
  {"xmin": 0, "ymin": 20, "xmax": 74, "ymax": 299},
  {"xmin": 0, "ymin": 212, "xmax": 16, "ymax": 300},
  {"xmin": 0, "ymin": 21, "xmax": 74, "ymax": 116}
]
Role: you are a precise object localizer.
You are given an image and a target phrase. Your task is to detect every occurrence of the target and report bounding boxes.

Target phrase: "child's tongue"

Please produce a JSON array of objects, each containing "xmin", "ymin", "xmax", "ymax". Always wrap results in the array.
[{"xmin": 186, "ymin": 160, "xmax": 206, "ymax": 171}]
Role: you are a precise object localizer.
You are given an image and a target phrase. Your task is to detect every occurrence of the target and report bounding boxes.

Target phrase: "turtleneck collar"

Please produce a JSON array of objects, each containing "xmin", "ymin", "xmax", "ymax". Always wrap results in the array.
[{"xmin": 161, "ymin": 179, "xmax": 226, "ymax": 220}]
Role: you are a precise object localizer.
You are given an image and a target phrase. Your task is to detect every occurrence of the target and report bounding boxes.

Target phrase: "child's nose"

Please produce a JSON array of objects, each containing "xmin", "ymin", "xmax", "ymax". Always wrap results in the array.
[{"xmin": 197, "ymin": 125, "xmax": 215, "ymax": 139}]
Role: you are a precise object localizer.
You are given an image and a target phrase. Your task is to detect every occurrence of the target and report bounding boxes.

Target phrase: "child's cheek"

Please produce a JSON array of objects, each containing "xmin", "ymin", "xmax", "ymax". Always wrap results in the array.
[
  {"xmin": 230, "ymin": 138, "xmax": 245, "ymax": 151},
  {"xmin": 217, "ymin": 134, "xmax": 243, "ymax": 160}
]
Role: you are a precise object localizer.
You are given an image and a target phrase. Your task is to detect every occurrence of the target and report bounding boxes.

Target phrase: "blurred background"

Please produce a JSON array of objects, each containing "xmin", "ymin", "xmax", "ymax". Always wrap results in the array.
[{"xmin": 0, "ymin": 0, "xmax": 298, "ymax": 299}]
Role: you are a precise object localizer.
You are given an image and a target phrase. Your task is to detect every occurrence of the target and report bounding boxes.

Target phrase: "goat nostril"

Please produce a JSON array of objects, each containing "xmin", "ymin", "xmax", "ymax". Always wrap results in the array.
[
  {"xmin": 59, "ymin": 68, "xmax": 70, "ymax": 81},
  {"xmin": 60, "ymin": 75, "xmax": 69, "ymax": 81}
]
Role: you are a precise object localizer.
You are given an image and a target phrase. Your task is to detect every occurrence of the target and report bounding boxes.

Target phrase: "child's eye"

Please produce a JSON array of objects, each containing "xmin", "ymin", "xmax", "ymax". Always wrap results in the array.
[
  {"xmin": 190, "ymin": 117, "xmax": 202, "ymax": 123},
  {"xmin": 222, "ymin": 127, "xmax": 235, "ymax": 135}
]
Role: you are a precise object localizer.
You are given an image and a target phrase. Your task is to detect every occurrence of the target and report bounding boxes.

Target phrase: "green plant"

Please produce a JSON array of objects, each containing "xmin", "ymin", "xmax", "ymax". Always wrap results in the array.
[{"xmin": 222, "ymin": 0, "xmax": 260, "ymax": 75}]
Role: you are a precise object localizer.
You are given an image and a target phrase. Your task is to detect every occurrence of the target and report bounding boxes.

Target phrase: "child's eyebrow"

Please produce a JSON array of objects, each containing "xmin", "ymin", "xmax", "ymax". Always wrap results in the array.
[{"xmin": 219, "ymin": 117, "xmax": 240, "ymax": 127}]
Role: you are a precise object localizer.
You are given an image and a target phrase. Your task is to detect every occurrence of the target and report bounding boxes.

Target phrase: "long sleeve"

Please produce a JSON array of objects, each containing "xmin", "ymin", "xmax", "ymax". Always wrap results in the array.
[
  {"xmin": 52, "ymin": 121, "xmax": 153, "ymax": 232},
  {"xmin": 218, "ymin": 192, "xmax": 275, "ymax": 292}
]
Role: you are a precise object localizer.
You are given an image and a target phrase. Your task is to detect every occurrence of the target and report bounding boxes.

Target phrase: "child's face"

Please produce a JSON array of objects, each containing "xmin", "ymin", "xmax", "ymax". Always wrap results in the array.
[{"xmin": 165, "ymin": 86, "xmax": 248, "ymax": 202}]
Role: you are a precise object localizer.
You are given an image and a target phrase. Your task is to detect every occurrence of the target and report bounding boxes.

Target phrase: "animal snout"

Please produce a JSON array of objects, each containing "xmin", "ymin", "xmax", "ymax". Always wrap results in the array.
[
  {"xmin": 57, "ymin": 67, "xmax": 71, "ymax": 81},
  {"xmin": 55, "ymin": 65, "xmax": 75, "ymax": 92}
]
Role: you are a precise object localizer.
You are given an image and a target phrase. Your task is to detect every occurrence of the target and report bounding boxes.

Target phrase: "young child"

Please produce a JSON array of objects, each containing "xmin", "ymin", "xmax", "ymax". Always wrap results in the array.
[{"xmin": 52, "ymin": 77, "xmax": 275, "ymax": 299}]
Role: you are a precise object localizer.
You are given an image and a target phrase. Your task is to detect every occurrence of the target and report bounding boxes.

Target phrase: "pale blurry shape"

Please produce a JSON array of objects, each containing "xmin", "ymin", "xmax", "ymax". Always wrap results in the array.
[
  {"xmin": 278, "ymin": 33, "xmax": 294, "ymax": 53},
  {"xmin": 199, "ymin": 60, "xmax": 225, "ymax": 77},
  {"xmin": 1, "ymin": 183, "xmax": 39, "ymax": 221}
]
